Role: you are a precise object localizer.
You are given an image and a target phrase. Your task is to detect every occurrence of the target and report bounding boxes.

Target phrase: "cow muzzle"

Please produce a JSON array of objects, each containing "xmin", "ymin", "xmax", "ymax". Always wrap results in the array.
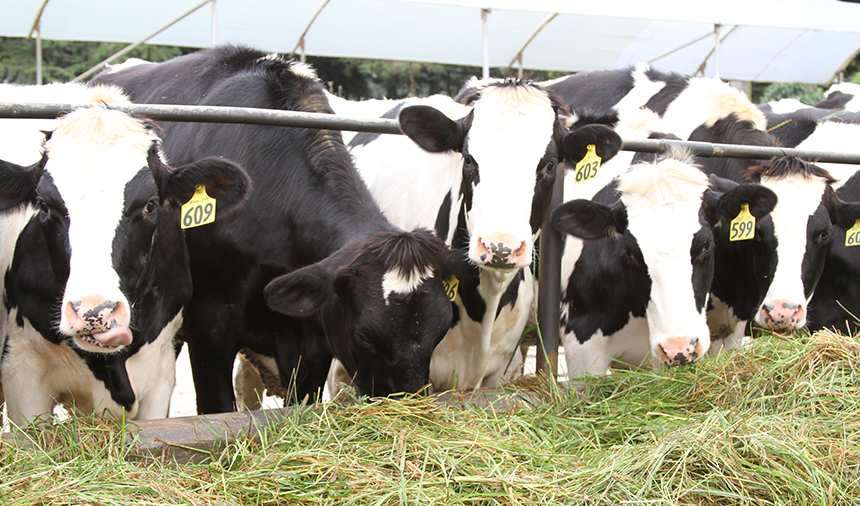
[
  {"xmin": 63, "ymin": 296, "xmax": 133, "ymax": 352},
  {"xmin": 474, "ymin": 234, "xmax": 529, "ymax": 270},
  {"xmin": 657, "ymin": 336, "xmax": 704, "ymax": 366},
  {"xmin": 759, "ymin": 300, "xmax": 805, "ymax": 331}
]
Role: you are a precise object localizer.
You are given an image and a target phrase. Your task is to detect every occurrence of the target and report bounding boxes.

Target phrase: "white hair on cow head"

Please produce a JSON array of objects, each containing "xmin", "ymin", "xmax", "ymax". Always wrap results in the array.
[
  {"xmin": 620, "ymin": 149, "xmax": 708, "ymax": 207},
  {"xmin": 477, "ymin": 80, "xmax": 552, "ymax": 117},
  {"xmin": 47, "ymin": 85, "xmax": 157, "ymax": 153}
]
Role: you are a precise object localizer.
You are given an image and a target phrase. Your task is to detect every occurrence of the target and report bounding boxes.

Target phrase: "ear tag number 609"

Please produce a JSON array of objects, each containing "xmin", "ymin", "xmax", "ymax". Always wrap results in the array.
[
  {"xmin": 845, "ymin": 219, "xmax": 860, "ymax": 247},
  {"xmin": 574, "ymin": 144, "xmax": 601, "ymax": 183},
  {"xmin": 181, "ymin": 185, "xmax": 217, "ymax": 229},
  {"xmin": 730, "ymin": 204, "xmax": 755, "ymax": 242},
  {"xmin": 442, "ymin": 275, "xmax": 459, "ymax": 302}
]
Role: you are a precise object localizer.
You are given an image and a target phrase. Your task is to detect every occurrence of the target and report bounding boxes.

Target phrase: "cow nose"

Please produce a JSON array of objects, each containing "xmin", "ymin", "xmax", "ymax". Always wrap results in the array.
[
  {"xmin": 64, "ymin": 296, "xmax": 132, "ymax": 347},
  {"xmin": 657, "ymin": 336, "xmax": 703, "ymax": 366},
  {"xmin": 759, "ymin": 300, "xmax": 805, "ymax": 330},
  {"xmin": 475, "ymin": 234, "xmax": 528, "ymax": 269}
]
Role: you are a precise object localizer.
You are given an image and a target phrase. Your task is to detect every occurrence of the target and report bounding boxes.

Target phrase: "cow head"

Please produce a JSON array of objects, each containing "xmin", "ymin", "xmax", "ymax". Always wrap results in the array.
[
  {"xmin": 264, "ymin": 228, "xmax": 452, "ymax": 397},
  {"xmin": 0, "ymin": 91, "xmax": 250, "ymax": 356},
  {"xmin": 398, "ymin": 80, "xmax": 619, "ymax": 271},
  {"xmin": 744, "ymin": 156, "xmax": 860, "ymax": 331},
  {"xmin": 553, "ymin": 151, "xmax": 776, "ymax": 366}
]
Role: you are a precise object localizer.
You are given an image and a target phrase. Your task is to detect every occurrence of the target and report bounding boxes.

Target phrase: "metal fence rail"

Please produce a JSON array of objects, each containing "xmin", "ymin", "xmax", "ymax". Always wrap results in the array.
[
  {"xmin": 3, "ymin": 102, "xmax": 860, "ymax": 164},
  {"xmin": 4, "ymin": 101, "xmax": 860, "ymax": 376}
]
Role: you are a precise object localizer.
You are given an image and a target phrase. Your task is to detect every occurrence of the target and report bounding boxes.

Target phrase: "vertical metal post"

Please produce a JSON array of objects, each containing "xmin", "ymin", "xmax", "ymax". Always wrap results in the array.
[
  {"xmin": 481, "ymin": 8, "xmax": 490, "ymax": 79},
  {"xmin": 210, "ymin": 0, "xmax": 217, "ymax": 46},
  {"xmin": 714, "ymin": 23, "xmax": 721, "ymax": 80},
  {"xmin": 35, "ymin": 27, "xmax": 42, "ymax": 85},
  {"xmin": 517, "ymin": 54, "xmax": 523, "ymax": 80},
  {"xmin": 536, "ymin": 162, "xmax": 564, "ymax": 375}
]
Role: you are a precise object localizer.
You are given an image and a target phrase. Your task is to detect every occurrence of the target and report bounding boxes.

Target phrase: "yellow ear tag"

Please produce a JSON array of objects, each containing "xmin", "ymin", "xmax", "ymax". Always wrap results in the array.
[
  {"xmin": 180, "ymin": 185, "xmax": 216, "ymax": 229},
  {"xmin": 845, "ymin": 219, "xmax": 860, "ymax": 247},
  {"xmin": 442, "ymin": 275, "xmax": 459, "ymax": 302},
  {"xmin": 730, "ymin": 204, "xmax": 755, "ymax": 241},
  {"xmin": 573, "ymin": 144, "xmax": 601, "ymax": 183}
]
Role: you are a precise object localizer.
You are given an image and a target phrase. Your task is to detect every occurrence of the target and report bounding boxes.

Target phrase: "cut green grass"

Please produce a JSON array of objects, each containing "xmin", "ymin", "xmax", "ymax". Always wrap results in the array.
[{"xmin": 3, "ymin": 330, "xmax": 860, "ymax": 505}]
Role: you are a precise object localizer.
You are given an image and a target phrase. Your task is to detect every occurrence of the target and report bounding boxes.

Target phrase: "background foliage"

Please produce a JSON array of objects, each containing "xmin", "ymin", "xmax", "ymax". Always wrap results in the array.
[{"xmin": 8, "ymin": 37, "xmax": 855, "ymax": 104}]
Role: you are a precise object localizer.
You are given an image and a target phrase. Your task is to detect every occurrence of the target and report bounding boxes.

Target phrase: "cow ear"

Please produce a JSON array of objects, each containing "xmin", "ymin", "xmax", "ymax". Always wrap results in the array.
[
  {"xmin": 0, "ymin": 158, "xmax": 42, "ymax": 211},
  {"xmin": 398, "ymin": 105, "xmax": 471, "ymax": 153},
  {"xmin": 551, "ymin": 199, "xmax": 627, "ymax": 240},
  {"xmin": 824, "ymin": 188, "xmax": 860, "ymax": 229},
  {"xmin": 705, "ymin": 179, "xmax": 777, "ymax": 227},
  {"xmin": 162, "ymin": 156, "xmax": 252, "ymax": 218},
  {"xmin": 264, "ymin": 263, "xmax": 335, "ymax": 317},
  {"xmin": 562, "ymin": 124, "xmax": 622, "ymax": 166}
]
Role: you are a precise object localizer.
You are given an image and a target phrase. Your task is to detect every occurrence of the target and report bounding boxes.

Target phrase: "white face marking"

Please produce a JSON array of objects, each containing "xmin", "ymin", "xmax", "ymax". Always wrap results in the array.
[
  {"xmin": 465, "ymin": 84, "xmax": 556, "ymax": 267},
  {"xmin": 381, "ymin": 265, "xmax": 434, "ymax": 304},
  {"xmin": 44, "ymin": 105, "xmax": 158, "ymax": 338},
  {"xmin": 756, "ymin": 174, "xmax": 829, "ymax": 326},
  {"xmin": 618, "ymin": 159, "xmax": 712, "ymax": 358}
]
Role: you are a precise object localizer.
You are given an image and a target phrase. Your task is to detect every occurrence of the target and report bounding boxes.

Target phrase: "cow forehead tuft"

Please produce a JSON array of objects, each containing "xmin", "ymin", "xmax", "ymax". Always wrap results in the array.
[
  {"xmin": 620, "ymin": 158, "xmax": 710, "ymax": 206},
  {"xmin": 46, "ymin": 106, "xmax": 157, "ymax": 155},
  {"xmin": 476, "ymin": 82, "xmax": 552, "ymax": 116}
]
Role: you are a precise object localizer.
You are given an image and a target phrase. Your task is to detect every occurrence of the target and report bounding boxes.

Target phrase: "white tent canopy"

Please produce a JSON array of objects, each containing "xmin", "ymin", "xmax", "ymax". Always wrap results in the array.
[{"xmin": 2, "ymin": 0, "xmax": 860, "ymax": 84}]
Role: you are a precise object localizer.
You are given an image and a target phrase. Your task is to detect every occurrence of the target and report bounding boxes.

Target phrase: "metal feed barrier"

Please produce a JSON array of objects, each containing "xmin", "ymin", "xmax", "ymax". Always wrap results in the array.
[{"xmin": 4, "ymin": 101, "xmax": 860, "ymax": 375}]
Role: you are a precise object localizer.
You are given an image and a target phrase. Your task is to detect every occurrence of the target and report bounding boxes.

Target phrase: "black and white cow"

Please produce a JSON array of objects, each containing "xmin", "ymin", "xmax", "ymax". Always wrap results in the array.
[
  {"xmin": 814, "ymin": 82, "xmax": 860, "ymax": 112},
  {"xmin": 759, "ymin": 100, "xmax": 860, "ymax": 334},
  {"xmin": 0, "ymin": 84, "xmax": 250, "ymax": 426},
  {"xmin": 323, "ymin": 81, "xmax": 621, "ymax": 392},
  {"xmin": 541, "ymin": 65, "xmax": 851, "ymax": 342},
  {"xmin": 553, "ymin": 103, "xmax": 778, "ymax": 375},
  {"xmin": 92, "ymin": 46, "xmax": 454, "ymax": 413}
]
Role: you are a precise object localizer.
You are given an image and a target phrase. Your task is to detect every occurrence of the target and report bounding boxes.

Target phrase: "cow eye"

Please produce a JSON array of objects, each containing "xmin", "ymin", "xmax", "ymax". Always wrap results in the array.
[
  {"xmin": 816, "ymin": 229, "xmax": 830, "ymax": 243},
  {"xmin": 543, "ymin": 160, "xmax": 557, "ymax": 176},
  {"xmin": 37, "ymin": 199, "xmax": 50, "ymax": 217},
  {"xmin": 143, "ymin": 199, "xmax": 158, "ymax": 215}
]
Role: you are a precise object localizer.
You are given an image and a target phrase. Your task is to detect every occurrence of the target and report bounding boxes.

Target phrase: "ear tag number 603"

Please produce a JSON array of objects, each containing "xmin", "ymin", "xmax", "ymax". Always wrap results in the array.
[
  {"xmin": 574, "ymin": 144, "xmax": 601, "ymax": 183},
  {"xmin": 730, "ymin": 204, "xmax": 755, "ymax": 241},
  {"xmin": 181, "ymin": 184, "xmax": 217, "ymax": 229}
]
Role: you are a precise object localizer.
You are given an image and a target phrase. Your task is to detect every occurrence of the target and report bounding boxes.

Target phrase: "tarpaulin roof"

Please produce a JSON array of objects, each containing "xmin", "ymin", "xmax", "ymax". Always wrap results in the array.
[{"xmin": 2, "ymin": 0, "xmax": 860, "ymax": 84}]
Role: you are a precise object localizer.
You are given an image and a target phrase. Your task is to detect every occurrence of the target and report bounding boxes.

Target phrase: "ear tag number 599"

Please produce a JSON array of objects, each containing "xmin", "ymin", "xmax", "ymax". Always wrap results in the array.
[
  {"xmin": 730, "ymin": 204, "xmax": 755, "ymax": 241},
  {"xmin": 845, "ymin": 219, "xmax": 860, "ymax": 247},
  {"xmin": 574, "ymin": 144, "xmax": 601, "ymax": 183},
  {"xmin": 181, "ymin": 185, "xmax": 217, "ymax": 229}
]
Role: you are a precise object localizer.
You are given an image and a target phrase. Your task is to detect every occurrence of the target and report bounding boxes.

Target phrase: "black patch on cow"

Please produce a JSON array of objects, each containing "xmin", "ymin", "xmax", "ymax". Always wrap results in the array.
[
  {"xmin": 562, "ymin": 230, "xmax": 650, "ymax": 344},
  {"xmin": 349, "ymin": 102, "xmax": 404, "ymax": 148},
  {"xmin": 814, "ymin": 91, "xmax": 853, "ymax": 110},
  {"xmin": 434, "ymin": 190, "xmax": 453, "ymax": 240},
  {"xmin": 690, "ymin": 225, "xmax": 715, "ymax": 312},
  {"xmin": 688, "ymin": 115, "xmax": 781, "ymax": 181},
  {"xmin": 642, "ymin": 68, "xmax": 691, "ymax": 116},
  {"xmin": 496, "ymin": 268, "xmax": 524, "ymax": 318},
  {"xmin": 543, "ymin": 68, "xmax": 635, "ymax": 118}
]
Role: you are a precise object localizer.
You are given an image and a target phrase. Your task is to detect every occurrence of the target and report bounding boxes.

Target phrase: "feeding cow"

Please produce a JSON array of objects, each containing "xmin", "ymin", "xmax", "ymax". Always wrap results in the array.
[
  {"xmin": 318, "ymin": 79, "xmax": 622, "ymax": 394},
  {"xmin": 0, "ymin": 84, "xmax": 251, "ymax": 426},
  {"xmin": 759, "ymin": 100, "xmax": 860, "ymax": 334},
  {"xmin": 553, "ymin": 103, "xmax": 778, "ymax": 375},
  {"xmin": 92, "ymin": 45, "xmax": 454, "ymax": 413}
]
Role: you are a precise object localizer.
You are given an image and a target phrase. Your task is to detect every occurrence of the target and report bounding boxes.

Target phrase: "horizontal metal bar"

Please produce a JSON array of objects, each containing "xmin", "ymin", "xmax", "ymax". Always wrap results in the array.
[
  {"xmin": 2, "ymin": 102, "xmax": 860, "ymax": 164},
  {"xmin": 622, "ymin": 138, "xmax": 860, "ymax": 165},
  {"xmin": 0, "ymin": 102, "xmax": 404, "ymax": 135}
]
